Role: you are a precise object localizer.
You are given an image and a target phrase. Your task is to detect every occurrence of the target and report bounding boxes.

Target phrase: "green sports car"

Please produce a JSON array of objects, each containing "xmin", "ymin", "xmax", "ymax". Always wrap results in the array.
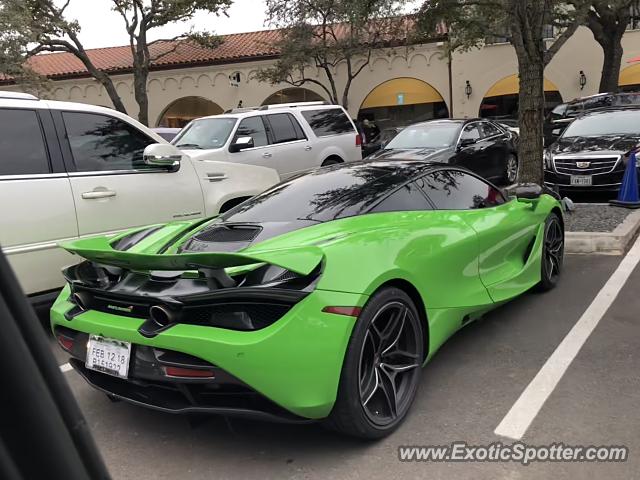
[{"xmin": 51, "ymin": 161, "xmax": 565, "ymax": 439}]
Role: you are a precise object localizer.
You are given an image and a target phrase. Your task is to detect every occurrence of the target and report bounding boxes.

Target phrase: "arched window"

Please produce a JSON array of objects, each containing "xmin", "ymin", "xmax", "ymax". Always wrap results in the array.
[
  {"xmin": 157, "ymin": 97, "xmax": 223, "ymax": 128},
  {"xmin": 358, "ymin": 77, "xmax": 449, "ymax": 130},
  {"xmin": 479, "ymin": 75, "xmax": 563, "ymax": 119}
]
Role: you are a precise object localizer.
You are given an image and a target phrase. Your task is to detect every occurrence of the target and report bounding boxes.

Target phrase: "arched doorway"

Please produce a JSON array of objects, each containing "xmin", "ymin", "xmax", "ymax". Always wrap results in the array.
[
  {"xmin": 157, "ymin": 96, "xmax": 223, "ymax": 128},
  {"xmin": 358, "ymin": 77, "xmax": 449, "ymax": 130},
  {"xmin": 262, "ymin": 88, "xmax": 325, "ymax": 105},
  {"xmin": 619, "ymin": 63, "xmax": 640, "ymax": 92},
  {"xmin": 479, "ymin": 75, "xmax": 563, "ymax": 119}
]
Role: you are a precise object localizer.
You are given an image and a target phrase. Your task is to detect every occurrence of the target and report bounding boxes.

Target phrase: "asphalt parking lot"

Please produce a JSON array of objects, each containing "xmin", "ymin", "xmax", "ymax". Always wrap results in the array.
[{"xmin": 49, "ymin": 251, "xmax": 640, "ymax": 480}]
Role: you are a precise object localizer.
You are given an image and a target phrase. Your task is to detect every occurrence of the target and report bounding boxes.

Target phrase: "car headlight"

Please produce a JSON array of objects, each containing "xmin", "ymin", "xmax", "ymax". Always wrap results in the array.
[{"xmin": 544, "ymin": 151, "xmax": 553, "ymax": 170}]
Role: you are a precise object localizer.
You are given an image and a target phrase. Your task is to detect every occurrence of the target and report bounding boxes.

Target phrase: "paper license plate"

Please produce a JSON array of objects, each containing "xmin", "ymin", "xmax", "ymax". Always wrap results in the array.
[
  {"xmin": 86, "ymin": 335, "xmax": 131, "ymax": 379},
  {"xmin": 570, "ymin": 175, "xmax": 592, "ymax": 186}
]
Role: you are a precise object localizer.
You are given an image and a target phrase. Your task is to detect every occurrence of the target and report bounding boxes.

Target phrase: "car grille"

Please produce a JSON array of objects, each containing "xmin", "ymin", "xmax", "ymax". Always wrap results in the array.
[{"xmin": 553, "ymin": 155, "xmax": 620, "ymax": 175}]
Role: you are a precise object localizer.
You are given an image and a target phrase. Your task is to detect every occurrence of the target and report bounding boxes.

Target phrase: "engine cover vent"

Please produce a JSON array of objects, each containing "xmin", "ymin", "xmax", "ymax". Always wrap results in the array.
[{"xmin": 193, "ymin": 225, "xmax": 262, "ymax": 243}]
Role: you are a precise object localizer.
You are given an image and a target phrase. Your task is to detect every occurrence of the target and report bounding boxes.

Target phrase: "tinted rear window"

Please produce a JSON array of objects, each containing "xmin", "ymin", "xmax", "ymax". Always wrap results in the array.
[
  {"xmin": 0, "ymin": 109, "xmax": 49, "ymax": 176},
  {"xmin": 301, "ymin": 108, "xmax": 354, "ymax": 137},
  {"xmin": 220, "ymin": 164, "xmax": 411, "ymax": 223}
]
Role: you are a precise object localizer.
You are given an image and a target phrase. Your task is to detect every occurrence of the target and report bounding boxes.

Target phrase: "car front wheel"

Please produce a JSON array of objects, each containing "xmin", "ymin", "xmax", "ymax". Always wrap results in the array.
[
  {"xmin": 537, "ymin": 212, "xmax": 564, "ymax": 291},
  {"xmin": 325, "ymin": 287, "xmax": 424, "ymax": 439}
]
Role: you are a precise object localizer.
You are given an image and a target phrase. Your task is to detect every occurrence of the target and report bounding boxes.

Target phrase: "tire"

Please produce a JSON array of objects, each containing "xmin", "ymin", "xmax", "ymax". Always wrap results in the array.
[
  {"xmin": 537, "ymin": 212, "xmax": 564, "ymax": 291},
  {"xmin": 503, "ymin": 154, "xmax": 518, "ymax": 185},
  {"xmin": 322, "ymin": 157, "xmax": 342, "ymax": 167},
  {"xmin": 325, "ymin": 287, "xmax": 424, "ymax": 439}
]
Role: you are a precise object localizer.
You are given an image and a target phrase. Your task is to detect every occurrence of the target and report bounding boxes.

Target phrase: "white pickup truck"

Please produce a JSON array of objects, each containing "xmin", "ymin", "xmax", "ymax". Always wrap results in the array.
[{"xmin": 0, "ymin": 92, "xmax": 279, "ymax": 302}]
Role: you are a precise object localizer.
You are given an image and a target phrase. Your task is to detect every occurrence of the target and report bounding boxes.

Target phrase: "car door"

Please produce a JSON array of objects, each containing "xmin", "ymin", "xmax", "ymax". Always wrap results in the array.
[
  {"xmin": 263, "ymin": 112, "xmax": 311, "ymax": 178},
  {"xmin": 226, "ymin": 115, "xmax": 278, "ymax": 172},
  {"xmin": 420, "ymin": 169, "xmax": 540, "ymax": 302},
  {"xmin": 56, "ymin": 110, "xmax": 205, "ymax": 236},
  {"xmin": 451, "ymin": 122, "xmax": 492, "ymax": 179},
  {"xmin": 0, "ymin": 107, "xmax": 79, "ymax": 296},
  {"xmin": 479, "ymin": 121, "xmax": 510, "ymax": 180}
]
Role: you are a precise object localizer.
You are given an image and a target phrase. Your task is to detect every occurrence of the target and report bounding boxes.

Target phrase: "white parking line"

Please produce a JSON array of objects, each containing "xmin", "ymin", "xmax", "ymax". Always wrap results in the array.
[
  {"xmin": 495, "ymin": 234, "xmax": 640, "ymax": 440},
  {"xmin": 59, "ymin": 363, "xmax": 73, "ymax": 373}
]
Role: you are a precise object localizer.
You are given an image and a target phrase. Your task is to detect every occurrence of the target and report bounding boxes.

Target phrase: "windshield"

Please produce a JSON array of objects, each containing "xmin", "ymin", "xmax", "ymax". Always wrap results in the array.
[
  {"xmin": 172, "ymin": 117, "xmax": 237, "ymax": 149},
  {"xmin": 562, "ymin": 110, "xmax": 640, "ymax": 138},
  {"xmin": 385, "ymin": 123, "xmax": 460, "ymax": 150}
]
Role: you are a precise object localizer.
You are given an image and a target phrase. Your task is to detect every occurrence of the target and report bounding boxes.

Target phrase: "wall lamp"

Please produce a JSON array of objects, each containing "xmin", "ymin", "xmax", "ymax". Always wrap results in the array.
[
  {"xmin": 579, "ymin": 70, "xmax": 587, "ymax": 90},
  {"xmin": 465, "ymin": 80, "xmax": 473, "ymax": 99}
]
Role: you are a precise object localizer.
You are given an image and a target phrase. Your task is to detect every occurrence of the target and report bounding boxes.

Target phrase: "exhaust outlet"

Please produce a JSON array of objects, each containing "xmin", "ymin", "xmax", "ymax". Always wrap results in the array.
[
  {"xmin": 149, "ymin": 305, "xmax": 175, "ymax": 327},
  {"xmin": 72, "ymin": 292, "xmax": 90, "ymax": 310}
]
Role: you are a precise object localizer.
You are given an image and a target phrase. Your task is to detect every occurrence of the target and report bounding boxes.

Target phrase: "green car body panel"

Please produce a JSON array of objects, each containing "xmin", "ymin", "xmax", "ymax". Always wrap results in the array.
[{"xmin": 51, "ymin": 189, "xmax": 562, "ymax": 420}]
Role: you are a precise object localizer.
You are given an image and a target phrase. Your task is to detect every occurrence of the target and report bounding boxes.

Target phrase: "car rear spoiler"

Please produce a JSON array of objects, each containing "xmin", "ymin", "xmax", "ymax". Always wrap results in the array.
[{"xmin": 59, "ymin": 236, "xmax": 323, "ymax": 276}]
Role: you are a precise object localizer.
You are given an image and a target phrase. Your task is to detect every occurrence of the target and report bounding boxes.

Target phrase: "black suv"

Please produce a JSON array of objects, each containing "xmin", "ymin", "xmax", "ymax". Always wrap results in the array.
[
  {"xmin": 544, "ymin": 108, "xmax": 640, "ymax": 193},
  {"xmin": 544, "ymin": 92, "xmax": 640, "ymax": 146}
]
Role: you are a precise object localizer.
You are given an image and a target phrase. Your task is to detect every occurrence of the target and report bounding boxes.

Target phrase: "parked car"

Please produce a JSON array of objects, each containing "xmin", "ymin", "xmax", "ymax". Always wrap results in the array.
[
  {"xmin": 367, "ymin": 119, "xmax": 519, "ymax": 185},
  {"xmin": 172, "ymin": 102, "xmax": 363, "ymax": 178},
  {"xmin": 544, "ymin": 107, "xmax": 640, "ymax": 192},
  {"xmin": 51, "ymin": 160, "xmax": 564, "ymax": 439},
  {"xmin": 152, "ymin": 127, "xmax": 181, "ymax": 142},
  {"xmin": 0, "ymin": 92, "xmax": 279, "ymax": 302},
  {"xmin": 544, "ymin": 92, "xmax": 640, "ymax": 146},
  {"xmin": 362, "ymin": 127, "xmax": 403, "ymax": 158}
]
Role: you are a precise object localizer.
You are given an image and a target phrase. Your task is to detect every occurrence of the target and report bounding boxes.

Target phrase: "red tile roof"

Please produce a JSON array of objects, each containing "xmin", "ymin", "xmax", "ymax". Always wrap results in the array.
[{"xmin": 25, "ymin": 29, "xmax": 282, "ymax": 79}]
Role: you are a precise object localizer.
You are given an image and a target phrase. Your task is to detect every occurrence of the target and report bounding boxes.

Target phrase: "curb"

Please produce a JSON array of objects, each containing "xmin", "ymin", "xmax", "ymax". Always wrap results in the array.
[{"xmin": 566, "ymin": 209, "xmax": 640, "ymax": 255}]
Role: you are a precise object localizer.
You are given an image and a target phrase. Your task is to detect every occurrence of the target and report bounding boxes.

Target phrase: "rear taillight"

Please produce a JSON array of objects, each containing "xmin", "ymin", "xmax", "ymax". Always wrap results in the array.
[
  {"xmin": 164, "ymin": 366, "xmax": 215, "ymax": 378},
  {"xmin": 57, "ymin": 335, "xmax": 74, "ymax": 352},
  {"xmin": 356, "ymin": 134, "xmax": 362, "ymax": 147}
]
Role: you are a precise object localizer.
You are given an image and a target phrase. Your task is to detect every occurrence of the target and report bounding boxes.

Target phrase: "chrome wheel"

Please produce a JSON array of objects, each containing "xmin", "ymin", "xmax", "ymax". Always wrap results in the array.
[
  {"xmin": 358, "ymin": 301, "xmax": 421, "ymax": 427},
  {"xmin": 544, "ymin": 216, "xmax": 564, "ymax": 283},
  {"xmin": 506, "ymin": 155, "xmax": 518, "ymax": 184}
]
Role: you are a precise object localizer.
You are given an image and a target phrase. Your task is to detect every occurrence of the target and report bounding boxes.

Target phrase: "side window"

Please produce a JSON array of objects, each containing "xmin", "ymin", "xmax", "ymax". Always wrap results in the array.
[
  {"xmin": 265, "ymin": 113, "xmax": 303, "ymax": 144},
  {"xmin": 420, "ymin": 170, "xmax": 506, "ymax": 210},
  {"xmin": 301, "ymin": 108, "xmax": 355, "ymax": 137},
  {"xmin": 0, "ymin": 109, "xmax": 50, "ymax": 176},
  {"xmin": 234, "ymin": 116, "xmax": 268, "ymax": 147},
  {"xmin": 371, "ymin": 182, "xmax": 432, "ymax": 213},
  {"xmin": 62, "ymin": 112, "xmax": 154, "ymax": 172},
  {"xmin": 480, "ymin": 122, "xmax": 502, "ymax": 138},
  {"xmin": 460, "ymin": 124, "xmax": 482, "ymax": 142}
]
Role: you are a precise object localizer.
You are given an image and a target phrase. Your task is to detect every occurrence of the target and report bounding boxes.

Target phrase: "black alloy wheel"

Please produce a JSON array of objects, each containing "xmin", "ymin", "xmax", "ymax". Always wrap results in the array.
[
  {"xmin": 538, "ymin": 212, "xmax": 564, "ymax": 291},
  {"xmin": 326, "ymin": 287, "xmax": 424, "ymax": 439}
]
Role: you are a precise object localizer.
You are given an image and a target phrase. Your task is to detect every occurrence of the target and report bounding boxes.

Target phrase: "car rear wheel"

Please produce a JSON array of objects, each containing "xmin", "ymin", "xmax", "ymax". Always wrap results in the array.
[
  {"xmin": 325, "ymin": 287, "xmax": 424, "ymax": 439},
  {"xmin": 537, "ymin": 212, "xmax": 564, "ymax": 291},
  {"xmin": 322, "ymin": 157, "xmax": 342, "ymax": 167},
  {"xmin": 504, "ymin": 154, "xmax": 518, "ymax": 184}
]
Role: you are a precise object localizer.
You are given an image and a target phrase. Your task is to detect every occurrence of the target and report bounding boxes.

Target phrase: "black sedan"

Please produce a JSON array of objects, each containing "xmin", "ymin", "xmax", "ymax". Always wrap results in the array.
[
  {"xmin": 544, "ymin": 108, "xmax": 640, "ymax": 192},
  {"xmin": 367, "ymin": 119, "xmax": 518, "ymax": 185}
]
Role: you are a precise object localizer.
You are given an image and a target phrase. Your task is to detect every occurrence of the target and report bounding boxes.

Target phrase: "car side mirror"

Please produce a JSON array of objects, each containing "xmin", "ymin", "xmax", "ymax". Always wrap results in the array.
[
  {"xmin": 229, "ymin": 136, "xmax": 254, "ymax": 153},
  {"xmin": 143, "ymin": 143, "xmax": 182, "ymax": 167},
  {"xmin": 458, "ymin": 138, "xmax": 477, "ymax": 150}
]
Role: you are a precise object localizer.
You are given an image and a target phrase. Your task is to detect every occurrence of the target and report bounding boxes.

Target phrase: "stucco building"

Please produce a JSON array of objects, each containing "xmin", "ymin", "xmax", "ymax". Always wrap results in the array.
[{"xmin": 3, "ymin": 25, "xmax": 640, "ymax": 131}]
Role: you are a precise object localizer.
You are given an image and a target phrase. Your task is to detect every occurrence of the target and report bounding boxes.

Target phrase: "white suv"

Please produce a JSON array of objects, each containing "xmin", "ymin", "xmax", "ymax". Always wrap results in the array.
[
  {"xmin": 0, "ymin": 92, "xmax": 279, "ymax": 301},
  {"xmin": 172, "ymin": 102, "xmax": 363, "ymax": 177}
]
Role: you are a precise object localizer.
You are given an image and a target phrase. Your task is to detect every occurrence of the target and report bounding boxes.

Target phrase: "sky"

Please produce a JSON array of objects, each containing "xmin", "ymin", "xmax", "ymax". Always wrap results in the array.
[
  {"xmin": 62, "ymin": 0, "xmax": 421, "ymax": 50},
  {"xmin": 64, "ymin": 0, "xmax": 270, "ymax": 49}
]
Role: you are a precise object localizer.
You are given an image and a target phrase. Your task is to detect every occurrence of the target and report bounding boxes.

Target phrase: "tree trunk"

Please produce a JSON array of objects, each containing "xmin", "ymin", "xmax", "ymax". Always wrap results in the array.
[
  {"xmin": 517, "ymin": 58, "xmax": 545, "ymax": 185},
  {"xmin": 133, "ymin": 68, "xmax": 149, "ymax": 126},
  {"xmin": 77, "ymin": 59, "xmax": 127, "ymax": 114},
  {"xmin": 598, "ymin": 39, "xmax": 624, "ymax": 93}
]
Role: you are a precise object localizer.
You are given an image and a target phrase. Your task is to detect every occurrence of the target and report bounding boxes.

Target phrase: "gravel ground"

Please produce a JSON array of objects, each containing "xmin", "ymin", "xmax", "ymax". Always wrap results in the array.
[{"xmin": 565, "ymin": 204, "xmax": 633, "ymax": 232}]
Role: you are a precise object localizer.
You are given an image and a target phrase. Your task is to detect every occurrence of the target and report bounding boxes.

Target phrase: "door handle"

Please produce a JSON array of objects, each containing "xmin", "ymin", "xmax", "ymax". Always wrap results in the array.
[
  {"xmin": 81, "ymin": 190, "xmax": 116, "ymax": 200},
  {"xmin": 262, "ymin": 153, "xmax": 272, "ymax": 158},
  {"xmin": 304, "ymin": 146, "xmax": 312, "ymax": 151}
]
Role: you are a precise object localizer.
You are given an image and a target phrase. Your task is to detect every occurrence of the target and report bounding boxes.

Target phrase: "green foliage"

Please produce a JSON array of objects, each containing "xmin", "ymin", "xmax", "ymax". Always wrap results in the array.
[
  {"xmin": 0, "ymin": 0, "xmax": 231, "ymax": 123},
  {"xmin": 256, "ymin": 0, "xmax": 408, "ymax": 108}
]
